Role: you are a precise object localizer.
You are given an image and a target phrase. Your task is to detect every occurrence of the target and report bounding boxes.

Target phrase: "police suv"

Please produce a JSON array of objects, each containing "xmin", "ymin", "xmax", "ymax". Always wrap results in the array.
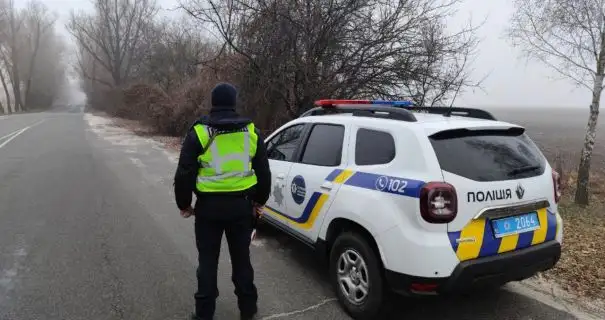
[{"xmin": 261, "ymin": 100, "xmax": 563, "ymax": 319}]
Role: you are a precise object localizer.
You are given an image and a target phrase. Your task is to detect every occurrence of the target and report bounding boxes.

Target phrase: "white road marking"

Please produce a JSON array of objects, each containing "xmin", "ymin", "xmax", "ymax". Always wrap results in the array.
[
  {"xmin": 0, "ymin": 119, "xmax": 46, "ymax": 150},
  {"xmin": 260, "ymin": 298, "xmax": 337, "ymax": 320},
  {"xmin": 0, "ymin": 127, "xmax": 30, "ymax": 149},
  {"xmin": 0, "ymin": 128, "xmax": 23, "ymax": 142}
]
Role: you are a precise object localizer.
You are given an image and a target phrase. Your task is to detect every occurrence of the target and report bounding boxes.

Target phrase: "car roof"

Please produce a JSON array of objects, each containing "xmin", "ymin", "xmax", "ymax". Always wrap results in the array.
[{"xmin": 291, "ymin": 112, "xmax": 523, "ymax": 136}]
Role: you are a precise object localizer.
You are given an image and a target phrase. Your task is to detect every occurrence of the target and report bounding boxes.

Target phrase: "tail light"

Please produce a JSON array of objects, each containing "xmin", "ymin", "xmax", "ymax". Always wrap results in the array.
[
  {"xmin": 420, "ymin": 182, "xmax": 458, "ymax": 223},
  {"xmin": 552, "ymin": 170, "xmax": 561, "ymax": 203}
]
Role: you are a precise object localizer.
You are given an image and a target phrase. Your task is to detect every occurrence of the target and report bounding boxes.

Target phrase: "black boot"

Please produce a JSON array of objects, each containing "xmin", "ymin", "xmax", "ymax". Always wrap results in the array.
[
  {"xmin": 240, "ymin": 313, "xmax": 257, "ymax": 320},
  {"xmin": 240, "ymin": 306, "xmax": 258, "ymax": 320},
  {"xmin": 190, "ymin": 313, "xmax": 212, "ymax": 320}
]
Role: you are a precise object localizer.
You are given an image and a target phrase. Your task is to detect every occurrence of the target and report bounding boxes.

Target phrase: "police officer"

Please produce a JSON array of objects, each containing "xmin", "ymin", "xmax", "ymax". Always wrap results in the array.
[{"xmin": 173, "ymin": 82, "xmax": 271, "ymax": 320}]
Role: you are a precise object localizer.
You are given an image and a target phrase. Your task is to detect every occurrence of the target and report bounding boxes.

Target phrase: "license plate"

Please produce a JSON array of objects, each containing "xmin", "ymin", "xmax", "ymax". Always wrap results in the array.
[{"xmin": 491, "ymin": 212, "xmax": 540, "ymax": 238}]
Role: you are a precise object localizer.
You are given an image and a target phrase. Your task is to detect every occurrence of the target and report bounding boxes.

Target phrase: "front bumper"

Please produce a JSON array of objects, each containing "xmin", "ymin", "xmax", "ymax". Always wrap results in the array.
[{"xmin": 385, "ymin": 241, "xmax": 561, "ymax": 296}]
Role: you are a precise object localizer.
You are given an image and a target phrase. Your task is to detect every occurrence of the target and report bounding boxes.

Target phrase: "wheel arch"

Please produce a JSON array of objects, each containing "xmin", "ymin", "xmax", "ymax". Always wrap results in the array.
[{"xmin": 322, "ymin": 218, "xmax": 386, "ymax": 270}]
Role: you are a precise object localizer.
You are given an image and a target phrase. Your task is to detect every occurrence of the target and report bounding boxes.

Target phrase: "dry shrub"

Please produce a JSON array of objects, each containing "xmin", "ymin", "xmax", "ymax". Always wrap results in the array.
[
  {"xmin": 547, "ymin": 197, "xmax": 605, "ymax": 299},
  {"xmin": 540, "ymin": 150, "xmax": 605, "ymax": 300},
  {"xmin": 165, "ymin": 57, "xmax": 240, "ymax": 135},
  {"xmin": 86, "ymin": 87, "xmax": 124, "ymax": 114},
  {"xmin": 549, "ymin": 150, "xmax": 605, "ymax": 200},
  {"xmin": 545, "ymin": 180, "xmax": 605, "ymax": 300},
  {"xmin": 120, "ymin": 83, "xmax": 175, "ymax": 130},
  {"xmin": 116, "ymin": 57, "xmax": 239, "ymax": 137},
  {"xmin": 165, "ymin": 76, "xmax": 210, "ymax": 135},
  {"xmin": 560, "ymin": 170, "xmax": 605, "ymax": 200},
  {"xmin": 86, "ymin": 52, "xmax": 288, "ymax": 137}
]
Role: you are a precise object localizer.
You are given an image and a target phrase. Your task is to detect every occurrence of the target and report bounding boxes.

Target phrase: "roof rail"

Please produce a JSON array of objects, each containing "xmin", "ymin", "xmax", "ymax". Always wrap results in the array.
[
  {"xmin": 412, "ymin": 106, "xmax": 497, "ymax": 121},
  {"xmin": 299, "ymin": 100, "xmax": 497, "ymax": 122},
  {"xmin": 300, "ymin": 104, "xmax": 418, "ymax": 122}
]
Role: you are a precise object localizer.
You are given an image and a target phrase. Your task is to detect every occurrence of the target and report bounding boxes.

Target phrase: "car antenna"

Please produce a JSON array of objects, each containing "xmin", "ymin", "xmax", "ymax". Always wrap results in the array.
[
  {"xmin": 445, "ymin": 104, "xmax": 453, "ymax": 117},
  {"xmin": 445, "ymin": 84, "xmax": 462, "ymax": 118}
]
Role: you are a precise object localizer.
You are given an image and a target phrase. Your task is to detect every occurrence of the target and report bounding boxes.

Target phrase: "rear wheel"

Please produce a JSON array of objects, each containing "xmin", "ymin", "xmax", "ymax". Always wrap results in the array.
[{"xmin": 329, "ymin": 232, "xmax": 384, "ymax": 319}]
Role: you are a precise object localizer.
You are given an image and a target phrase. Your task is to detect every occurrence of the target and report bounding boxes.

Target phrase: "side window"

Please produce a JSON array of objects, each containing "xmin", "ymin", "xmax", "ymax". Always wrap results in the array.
[
  {"xmin": 266, "ymin": 124, "xmax": 305, "ymax": 161},
  {"xmin": 300, "ymin": 124, "xmax": 345, "ymax": 166},
  {"xmin": 355, "ymin": 128, "xmax": 395, "ymax": 165}
]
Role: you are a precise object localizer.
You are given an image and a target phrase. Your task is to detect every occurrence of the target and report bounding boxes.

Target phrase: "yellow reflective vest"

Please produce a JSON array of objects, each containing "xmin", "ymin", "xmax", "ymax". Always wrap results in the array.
[{"xmin": 193, "ymin": 123, "xmax": 258, "ymax": 193}]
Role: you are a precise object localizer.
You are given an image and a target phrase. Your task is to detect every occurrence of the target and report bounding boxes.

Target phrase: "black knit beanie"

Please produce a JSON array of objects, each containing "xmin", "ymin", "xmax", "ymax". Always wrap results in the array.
[{"xmin": 211, "ymin": 82, "xmax": 237, "ymax": 111}]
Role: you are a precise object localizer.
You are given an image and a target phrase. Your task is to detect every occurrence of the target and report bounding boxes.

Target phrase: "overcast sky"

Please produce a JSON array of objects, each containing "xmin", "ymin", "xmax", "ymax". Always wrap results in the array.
[{"xmin": 19, "ymin": 0, "xmax": 593, "ymax": 108}]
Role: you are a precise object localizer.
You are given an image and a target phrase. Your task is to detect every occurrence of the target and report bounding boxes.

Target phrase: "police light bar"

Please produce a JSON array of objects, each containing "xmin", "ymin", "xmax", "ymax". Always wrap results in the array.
[{"xmin": 314, "ymin": 99, "xmax": 414, "ymax": 107}]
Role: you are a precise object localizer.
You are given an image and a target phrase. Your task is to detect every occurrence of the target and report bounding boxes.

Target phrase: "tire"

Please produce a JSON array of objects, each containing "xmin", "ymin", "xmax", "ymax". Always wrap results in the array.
[{"xmin": 329, "ymin": 231, "xmax": 384, "ymax": 320}]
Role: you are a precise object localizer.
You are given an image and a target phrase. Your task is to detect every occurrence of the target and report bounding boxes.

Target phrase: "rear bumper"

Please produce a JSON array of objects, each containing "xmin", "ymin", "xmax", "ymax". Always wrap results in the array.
[{"xmin": 385, "ymin": 241, "xmax": 561, "ymax": 296}]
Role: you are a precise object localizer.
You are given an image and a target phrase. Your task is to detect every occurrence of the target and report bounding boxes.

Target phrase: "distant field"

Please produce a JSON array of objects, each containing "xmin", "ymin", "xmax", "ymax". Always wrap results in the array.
[{"xmin": 489, "ymin": 107, "xmax": 605, "ymax": 171}]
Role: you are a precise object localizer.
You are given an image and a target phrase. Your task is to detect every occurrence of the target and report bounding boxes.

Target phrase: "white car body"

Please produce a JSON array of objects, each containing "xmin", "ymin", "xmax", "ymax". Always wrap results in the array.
[{"xmin": 260, "ymin": 102, "xmax": 563, "ymax": 318}]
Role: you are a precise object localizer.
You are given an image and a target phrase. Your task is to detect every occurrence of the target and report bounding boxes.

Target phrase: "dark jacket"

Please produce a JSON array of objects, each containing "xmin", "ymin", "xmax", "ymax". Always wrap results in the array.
[{"xmin": 173, "ymin": 109, "xmax": 271, "ymax": 211}]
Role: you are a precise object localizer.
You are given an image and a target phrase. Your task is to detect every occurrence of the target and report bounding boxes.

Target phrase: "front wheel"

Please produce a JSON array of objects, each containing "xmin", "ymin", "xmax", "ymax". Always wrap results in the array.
[{"xmin": 329, "ymin": 232, "xmax": 384, "ymax": 319}]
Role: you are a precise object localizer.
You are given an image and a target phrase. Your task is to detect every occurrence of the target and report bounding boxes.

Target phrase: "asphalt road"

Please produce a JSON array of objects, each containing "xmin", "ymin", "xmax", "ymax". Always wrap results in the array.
[{"xmin": 0, "ymin": 112, "xmax": 592, "ymax": 320}]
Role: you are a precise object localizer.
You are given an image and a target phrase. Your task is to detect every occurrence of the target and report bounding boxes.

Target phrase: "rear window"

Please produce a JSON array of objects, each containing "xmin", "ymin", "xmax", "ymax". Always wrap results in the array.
[{"xmin": 429, "ymin": 128, "xmax": 546, "ymax": 182}]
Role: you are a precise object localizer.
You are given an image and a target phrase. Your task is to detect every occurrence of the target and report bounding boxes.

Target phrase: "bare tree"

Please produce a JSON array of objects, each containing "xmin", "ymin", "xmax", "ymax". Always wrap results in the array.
[
  {"xmin": 75, "ymin": 39, "xmax": 113, "ymax": 88},
  {"xmin": 20, "ymin": 0, "xmax": 55, "ymax": 109},
  {"xmin": 0, "ymin": 65, "xmax": 13, "ymax": 113},
  {"xmin": 24, "ymin": 28, "xmax": 67, "ymax": 109},
  {"xmin": 68, "ymin": 0, "xmax": 159, "ymax": 87},
  {"xmin": 509, "ymin": 0, "xmax": 604, "ymax": 205},
  {"xmin": 0, "ymin": 0, "xmax": 9, "ymax": 114},
  {"xmin": 0, "ymin": 0, "xmax": 67, "ymax": 112},
  {"xmin": 0, "ymin": 0, "xmax": 25, "ymax": 111},
  {"xmin": 132, "ymin": 17, "xmax": 218, "ymax": 92},
  {"xmin": 400, "ymin": 17, "xmax": 481, "ymax": 107},
  {"xmin": 180, "ymin": 0, "xmax": 479, "ymax": 125}
]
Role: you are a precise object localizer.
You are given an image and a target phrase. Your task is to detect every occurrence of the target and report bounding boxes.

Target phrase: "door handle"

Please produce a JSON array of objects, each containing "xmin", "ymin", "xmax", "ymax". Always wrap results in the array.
[
  {"xmin": 276, "ymin": 173, "xmax": 285, "ymax": 180},
  {"xmin": 320, "ymin": 181, "xmax": 333, "ymax": 191}
]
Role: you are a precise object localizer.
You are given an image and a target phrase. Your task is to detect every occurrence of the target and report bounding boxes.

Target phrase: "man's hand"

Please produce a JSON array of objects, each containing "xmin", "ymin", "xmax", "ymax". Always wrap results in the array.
[
  {"xmin": 252, "ymin": 202, "xmax": 264, "ymax": 218},
  {"xmin": 180, "ymin": 206, "xmax": 194, "ymax": 218}
]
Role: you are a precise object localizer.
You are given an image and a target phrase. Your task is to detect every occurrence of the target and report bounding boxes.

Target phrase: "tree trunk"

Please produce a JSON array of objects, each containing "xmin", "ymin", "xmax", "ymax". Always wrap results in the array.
[
  {"xmin": 9, "ymin": 28, "xmax": 23, "ymax": 112},
  {"xmin": 10, "ymin": 63, "xmax": 23, "ymax": 112},
  {"xmin": 24, "ymin": 24, "xmax": 42, "ymax": 110},
  {"xmin": 574, "ymin": 74, "xmax": 603, "ymax": 206},
  {"xmin": 0, "ymin": 69, "xmax": 12, "ymax": 114}
]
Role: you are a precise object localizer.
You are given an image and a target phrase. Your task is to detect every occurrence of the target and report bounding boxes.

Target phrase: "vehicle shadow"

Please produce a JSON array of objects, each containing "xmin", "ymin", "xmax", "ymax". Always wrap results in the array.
[{"xmin": 255, "ymin": 223, "xmax": 577, "ymax": 320}]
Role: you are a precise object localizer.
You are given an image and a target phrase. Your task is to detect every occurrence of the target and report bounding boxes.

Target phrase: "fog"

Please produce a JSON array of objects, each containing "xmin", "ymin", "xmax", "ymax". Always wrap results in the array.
[{"xmin": 2, "ymin": 0, "xmax": 598, "ymax": 111}]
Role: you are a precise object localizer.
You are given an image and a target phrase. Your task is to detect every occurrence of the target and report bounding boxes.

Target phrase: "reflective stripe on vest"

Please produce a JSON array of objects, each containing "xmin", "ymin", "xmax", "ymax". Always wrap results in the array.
[{"xmin": 193, "ymin": 123, "xmax": 258, "ymax": 192}]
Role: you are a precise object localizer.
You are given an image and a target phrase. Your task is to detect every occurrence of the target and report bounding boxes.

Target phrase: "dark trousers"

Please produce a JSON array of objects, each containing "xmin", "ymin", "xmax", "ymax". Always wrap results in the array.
[{"xmin": 194, "ymin": 195, "xmax": 258, "ymax": 319}]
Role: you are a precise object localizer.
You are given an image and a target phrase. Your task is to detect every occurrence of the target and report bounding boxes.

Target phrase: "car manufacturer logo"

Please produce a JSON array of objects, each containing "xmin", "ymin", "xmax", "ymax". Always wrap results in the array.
[{"xmin": 516, "ymin": 183, "xmax": 525, "ymax": 199}]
